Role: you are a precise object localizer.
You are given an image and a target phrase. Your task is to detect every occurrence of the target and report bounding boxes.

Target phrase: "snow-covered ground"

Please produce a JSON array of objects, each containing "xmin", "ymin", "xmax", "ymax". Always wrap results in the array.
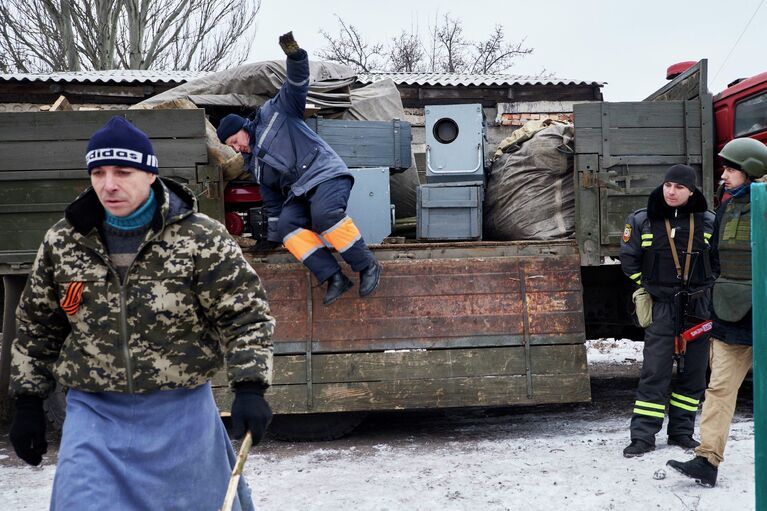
[
  {"xmin": 0, "ymin": 339, "xmax": 756, "ymax": 511},
  {"xmin": 245, "ymin": 418, "xmax": 754, "ymax": 511},
  {"xmin": 586, "ymin": 338, "xmax": 644, "ymax": 366}
]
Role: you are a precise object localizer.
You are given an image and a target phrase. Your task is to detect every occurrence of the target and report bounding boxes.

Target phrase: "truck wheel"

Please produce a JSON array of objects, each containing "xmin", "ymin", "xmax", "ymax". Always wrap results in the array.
[
  {"xmin": 43, "ymin": 385, "xmax": 67, "ymax": 432},
  {"xmin": 269, "ymin": 412, "xmax": 367, "ymax": 442}
]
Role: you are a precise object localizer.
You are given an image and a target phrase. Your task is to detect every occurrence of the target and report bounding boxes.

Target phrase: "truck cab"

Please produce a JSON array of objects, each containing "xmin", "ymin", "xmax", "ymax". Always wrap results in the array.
[{"xmin": 713, "ymin": 71, "xmax": 767, "ymax": 151}]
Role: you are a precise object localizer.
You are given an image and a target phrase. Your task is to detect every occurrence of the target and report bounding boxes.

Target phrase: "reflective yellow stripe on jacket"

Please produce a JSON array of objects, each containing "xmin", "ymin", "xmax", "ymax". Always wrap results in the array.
[{"xmin": 641, "ymin": 233, "xmax": 653, "ymax": 248}]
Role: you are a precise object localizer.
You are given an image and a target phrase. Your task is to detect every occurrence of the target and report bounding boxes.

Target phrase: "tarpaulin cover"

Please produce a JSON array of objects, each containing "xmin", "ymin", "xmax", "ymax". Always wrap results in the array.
[{"xmin": 139, "ymin": 60, "xmax": 357, "ymax": 113}]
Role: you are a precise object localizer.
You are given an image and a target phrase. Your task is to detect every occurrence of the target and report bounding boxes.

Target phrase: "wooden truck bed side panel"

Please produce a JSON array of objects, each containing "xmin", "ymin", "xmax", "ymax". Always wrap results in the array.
[
  {"xmin": 575, "ymin": 60, "xmax": 714, "ymax": 266},
  {"xmin": 214, "ymin": 241, "xmax": 591, "ymax": 414}
]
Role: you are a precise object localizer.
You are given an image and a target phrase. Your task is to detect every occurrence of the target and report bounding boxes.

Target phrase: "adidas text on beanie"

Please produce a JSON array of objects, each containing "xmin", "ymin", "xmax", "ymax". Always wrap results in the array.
[{"xmin": 86, "ymin": 116, "xmax": 159, "ymax": 174}]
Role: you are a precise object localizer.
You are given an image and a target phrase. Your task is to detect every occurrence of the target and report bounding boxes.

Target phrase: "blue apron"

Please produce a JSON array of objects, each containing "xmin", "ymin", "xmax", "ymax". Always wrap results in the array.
[{"xmin": 51, "ymin": 383, "xmax": 254, "ymax": 511}]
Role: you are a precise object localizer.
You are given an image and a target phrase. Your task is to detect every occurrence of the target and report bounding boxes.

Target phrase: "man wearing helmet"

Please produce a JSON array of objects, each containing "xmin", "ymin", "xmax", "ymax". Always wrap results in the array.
[{"xmin": 667, "ymin": 137, "xmax": 767, "ymax": 487}]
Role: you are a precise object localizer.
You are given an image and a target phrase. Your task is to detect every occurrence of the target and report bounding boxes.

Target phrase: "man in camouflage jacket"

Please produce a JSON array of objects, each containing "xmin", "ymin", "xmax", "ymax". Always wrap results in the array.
[{"xmin": 9, "ymin": 116, "xmax": 273, "ymax": 510}]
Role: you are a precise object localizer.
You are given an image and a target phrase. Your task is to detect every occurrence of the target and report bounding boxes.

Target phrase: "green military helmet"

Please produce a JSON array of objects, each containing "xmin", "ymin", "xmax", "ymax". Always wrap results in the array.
[{"xmin": 718, "ymin": 137, "xmax": 767, "ymax": 178}]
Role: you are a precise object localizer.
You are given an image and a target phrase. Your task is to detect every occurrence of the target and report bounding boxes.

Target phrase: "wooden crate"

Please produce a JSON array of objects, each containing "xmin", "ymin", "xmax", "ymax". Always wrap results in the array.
[{"xmin": 304, "ymin": 117, "xmax": 411, "ymax": 170}]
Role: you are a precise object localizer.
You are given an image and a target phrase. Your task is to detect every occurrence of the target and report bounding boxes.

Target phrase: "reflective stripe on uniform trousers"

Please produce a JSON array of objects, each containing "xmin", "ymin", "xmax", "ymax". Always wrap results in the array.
[
  {"xmin": 633, "ymin": 399, "xmax": 665, "ymax": 419},
  {"xmin": 283, "ymin": 228, "xmax": 324, "ymax": 261},
  {"xmin": 669, "ymin": 391, "xmax": 700, "ymax": 412},
  {"xmin": 322, "ymin": 216, "xmax": 362, "ymax": 253}
]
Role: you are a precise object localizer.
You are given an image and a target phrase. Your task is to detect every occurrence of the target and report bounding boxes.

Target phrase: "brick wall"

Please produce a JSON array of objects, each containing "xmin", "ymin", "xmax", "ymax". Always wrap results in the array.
[{"xmin": 499, "ymin": 112, "xmax": 574, "ymax": 127}]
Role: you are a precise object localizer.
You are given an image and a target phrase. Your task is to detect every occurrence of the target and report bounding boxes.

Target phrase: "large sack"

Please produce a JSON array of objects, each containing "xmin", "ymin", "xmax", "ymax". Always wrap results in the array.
[
  {"xmin": 484, "ymin": 122, "xmax": 575, "ymax": 240},
  {"xmin": 492, "ymin": 119, "xmax": 551, "ymax": 159}
]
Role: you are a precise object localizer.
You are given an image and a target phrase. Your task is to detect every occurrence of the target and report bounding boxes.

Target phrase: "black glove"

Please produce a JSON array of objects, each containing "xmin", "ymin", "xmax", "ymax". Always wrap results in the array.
[
  {"xmin": 278, "ymin": 31, "xmax": 301, "ymax": 56},
  {"xmin": 9, "ymin": 395, "xmax": 48, "ymax": 466},
  {"xmin": 231, "ymin": 382, "xmax": 273, "ymax": 444}
]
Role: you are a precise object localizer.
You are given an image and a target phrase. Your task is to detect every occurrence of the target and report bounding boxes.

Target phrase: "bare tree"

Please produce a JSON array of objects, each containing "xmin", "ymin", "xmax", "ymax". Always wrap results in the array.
[
  {"xmin": 0, "ymin": 0, "xmax": 259, "ymax": 72},
  {"xmin": 424, "ymin": 13, "xmax": 441, "ymax": 73},
  {"xmin": 434, "ymin": 13, "xmax": 468, "ymax": 73},
  {"xmin": 469, "ymin": 26, "xmax": 532, "ymax": 74},
  {"xmin": 318, "ymin": 15, "xmax": 384, "ymax": 73},
  {"xmin": 388, "ymin": 30, "xmax": 424, "ymax": 72},
  {"xmin": 319, "ymin": 14, "xmax": 534, "ymax": 75}
]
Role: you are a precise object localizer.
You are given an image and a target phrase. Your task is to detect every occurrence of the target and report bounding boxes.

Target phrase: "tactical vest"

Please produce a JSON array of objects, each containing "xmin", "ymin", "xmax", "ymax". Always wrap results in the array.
[
  {"xmin": 717, "ymin": 197, "xmax": 751, "ymax": 280},
  {"xmin": 641, "ymin": 211, "xmax": 713, "ymax": 299},
  {"xmin": 712, "ymin": 196, "xmax": 752, "ymax": 322}
]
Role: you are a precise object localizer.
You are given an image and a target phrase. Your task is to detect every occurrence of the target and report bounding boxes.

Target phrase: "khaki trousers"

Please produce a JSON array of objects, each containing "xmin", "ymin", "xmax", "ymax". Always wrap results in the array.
[{"xmin": 695, "ymin": 338, "xmax": 752, "ymax": 466}]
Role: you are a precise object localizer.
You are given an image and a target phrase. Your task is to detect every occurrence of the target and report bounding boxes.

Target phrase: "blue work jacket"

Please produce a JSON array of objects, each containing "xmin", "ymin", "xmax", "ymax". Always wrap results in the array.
[{"xmin": 243, "ymin": 51, "xmax": 351, "ymax": 241}]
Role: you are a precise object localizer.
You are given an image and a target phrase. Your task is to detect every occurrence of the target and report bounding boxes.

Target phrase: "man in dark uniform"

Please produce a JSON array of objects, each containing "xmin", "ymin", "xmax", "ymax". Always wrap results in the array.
[
  {"xmin": 668, "ymin": 137, "xmax": 767, "ymax": 486},
  {"xmin": 216, "ymin": 32, "xmax": 381, "ymax": 306},
  {"xmin": 620, "ymin": 164, "xmax": 719, "ymax": 457}
]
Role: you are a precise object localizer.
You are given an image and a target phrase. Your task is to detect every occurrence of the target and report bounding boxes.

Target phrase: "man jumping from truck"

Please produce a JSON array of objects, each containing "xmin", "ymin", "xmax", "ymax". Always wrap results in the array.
[
  {"xmin": 217, "ymin": 31, "xmax": 382, "ymax": 306},
  {"xmin": 619, "ymin": 164, "xmax": 719, "ymax": 457},
  {"xmin": 9, "ymin": 115, "xmax": 274, "ymax": 510}
]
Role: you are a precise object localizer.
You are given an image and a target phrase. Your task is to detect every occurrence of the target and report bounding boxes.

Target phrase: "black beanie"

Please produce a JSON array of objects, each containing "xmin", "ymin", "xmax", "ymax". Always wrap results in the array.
[
  {"xmin": 663, "ymin": 164, "xmax": 697, "ymax": 191},
  {"xmin": 86, "ymin": 116, "xmax": 158, "ymax": 174},
  {"xmin": 217, "ymin": 114, "xmax": 247, "ymax": 143}
]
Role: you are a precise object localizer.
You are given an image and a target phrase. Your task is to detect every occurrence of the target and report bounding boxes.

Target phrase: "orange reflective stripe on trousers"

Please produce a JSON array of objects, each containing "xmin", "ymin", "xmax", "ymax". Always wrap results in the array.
[
  {"xmin": 283, "ymin": 228, "xmax": 324, "ymax": 261},
  {"xmin": 322, "ymin": 216, "xmax": 361, "ymax": 253}
]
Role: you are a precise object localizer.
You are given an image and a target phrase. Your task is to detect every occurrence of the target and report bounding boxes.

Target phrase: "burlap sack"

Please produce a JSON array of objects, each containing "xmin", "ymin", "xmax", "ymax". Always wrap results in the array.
[{"xmin": 484, "ymin": 121, "xmax": 575, "ymax": 240}]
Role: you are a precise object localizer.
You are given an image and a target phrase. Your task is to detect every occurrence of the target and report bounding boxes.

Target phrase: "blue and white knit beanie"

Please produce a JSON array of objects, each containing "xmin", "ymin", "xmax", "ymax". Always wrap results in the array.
[{"xmin": 86, "ymin": 116, "xmax": 159, "ymax": 174}]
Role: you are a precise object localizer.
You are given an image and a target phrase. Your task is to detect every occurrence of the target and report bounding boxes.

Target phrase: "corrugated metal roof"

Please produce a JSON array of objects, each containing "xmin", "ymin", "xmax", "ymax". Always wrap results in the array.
[
  {"xmin": 0, "ymin": 70, "xmax": 209, "ymax": 84},
  {"xmin": 0, "ymin": 70, "xmax": 603, "ymax": 88},
  {"xmin": 356, "ymin": 72, "xmax": 603, "ymax": 87}
]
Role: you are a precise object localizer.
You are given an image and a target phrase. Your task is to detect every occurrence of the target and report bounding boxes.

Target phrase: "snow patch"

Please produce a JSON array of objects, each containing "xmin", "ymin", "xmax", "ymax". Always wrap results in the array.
[{"xmin": 587, "ymin": 338, "xmax": 643, "ymax": 365}]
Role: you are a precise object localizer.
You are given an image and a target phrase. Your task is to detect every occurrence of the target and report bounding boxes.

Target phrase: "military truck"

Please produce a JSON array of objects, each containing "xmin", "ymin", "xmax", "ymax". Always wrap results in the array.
[
  {"xmin": 0, "ymin": 59, "xmax": 763, "ymax": 439},
  {"xmin": 578, "ymin": 59, "xmax": 766, "ymax": 340}
]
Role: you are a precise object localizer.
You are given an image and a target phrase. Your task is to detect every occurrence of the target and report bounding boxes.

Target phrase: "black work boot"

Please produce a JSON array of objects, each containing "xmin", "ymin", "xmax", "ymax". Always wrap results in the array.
[
  {"xmin": 323, "ymin": 271, "xmax": 353, "ymax": 305},
  {"xmin": 668, "ymin": 435, "xmax": 700, "ymax": 449},
  {"xmin": 667, "ymin": 456, "xmax": 718, "ymax": 487},
  {"xmin": 623, "ymin": 439, "xmax": 655, "ymax": 458},
  {"xmin": 358, "ymin": 262, "xmax": 382, "ymax": 297}
]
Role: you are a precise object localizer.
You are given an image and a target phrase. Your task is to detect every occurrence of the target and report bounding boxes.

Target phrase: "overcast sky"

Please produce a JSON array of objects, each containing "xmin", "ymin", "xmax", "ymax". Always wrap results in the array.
[{"xmin": 248, "ymin": 0, "xmax": 764, "ymax": 101}]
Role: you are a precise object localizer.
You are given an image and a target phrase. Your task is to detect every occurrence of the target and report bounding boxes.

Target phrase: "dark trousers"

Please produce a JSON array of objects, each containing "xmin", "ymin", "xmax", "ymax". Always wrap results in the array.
[
  {"xmin": 278, "ymin": 176, "xmax": 376, "ymax": 283},
  {"xmin": 630, "ymin": 296, "xmax": 711, "ymax": 443}
]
